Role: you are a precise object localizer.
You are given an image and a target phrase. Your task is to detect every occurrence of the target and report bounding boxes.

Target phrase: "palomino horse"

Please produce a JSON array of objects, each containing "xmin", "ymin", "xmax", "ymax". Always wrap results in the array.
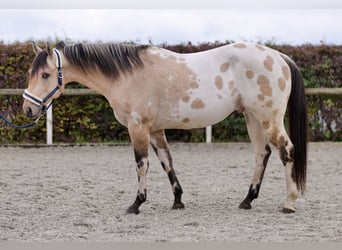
[{"xmin": 23, "ymin": 41, "xmax": 307, "ymax": 214}]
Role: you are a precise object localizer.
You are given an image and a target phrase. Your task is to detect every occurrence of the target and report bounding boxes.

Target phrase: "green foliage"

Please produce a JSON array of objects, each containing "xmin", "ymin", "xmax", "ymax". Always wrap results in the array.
[{"xmin": 0, "ymin": 41, "xmax": 341, "ymax": 144}]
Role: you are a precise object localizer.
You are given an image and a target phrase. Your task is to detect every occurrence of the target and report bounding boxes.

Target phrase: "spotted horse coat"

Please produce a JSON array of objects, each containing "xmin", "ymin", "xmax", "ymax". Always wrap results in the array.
[{"xmin": 23, "ymin": 41, "xmax": 307, "ymax": 214}]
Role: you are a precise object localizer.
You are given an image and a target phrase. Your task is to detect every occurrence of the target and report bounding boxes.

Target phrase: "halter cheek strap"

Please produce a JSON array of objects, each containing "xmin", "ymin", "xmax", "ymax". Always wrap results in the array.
[{"xmin": 23, "ymin": 48, "xmax": 63, "ymax": 112}]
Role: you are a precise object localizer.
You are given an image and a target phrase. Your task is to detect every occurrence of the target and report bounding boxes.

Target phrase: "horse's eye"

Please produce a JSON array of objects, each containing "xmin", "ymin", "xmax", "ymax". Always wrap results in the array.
[{"xmin": 42, "ymin": 73, "xmax": 50, "ymax": 79}]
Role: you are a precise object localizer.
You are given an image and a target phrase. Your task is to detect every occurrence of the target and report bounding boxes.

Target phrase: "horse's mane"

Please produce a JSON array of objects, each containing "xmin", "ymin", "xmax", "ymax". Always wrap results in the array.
[
  {"xmin": 30, "ymin": 41, "xmax": 149, "ymax": 80},
  {"xmin": 58, "ymin": 42, "xmax": 149, "ymax": 79}
]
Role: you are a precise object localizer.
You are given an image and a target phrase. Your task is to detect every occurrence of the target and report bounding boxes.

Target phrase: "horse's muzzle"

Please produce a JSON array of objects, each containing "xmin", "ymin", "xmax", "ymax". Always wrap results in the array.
[{"xmin": 22, "ymin": 100, "xmax": 42, "ymax": 118}]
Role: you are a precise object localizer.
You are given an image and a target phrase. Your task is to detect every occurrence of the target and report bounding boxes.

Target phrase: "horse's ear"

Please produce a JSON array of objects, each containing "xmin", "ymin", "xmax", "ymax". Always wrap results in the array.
[
  {"xmin": 46, "ymin": 44, "xmax": 52, "ymax": 56},
  {"xmin": 32, "ymin": 42, "xmax": 42, "ymax": 55},
  {"xmin": 55, "ymin": 41, "xmax": 66, "ymax": 50}
]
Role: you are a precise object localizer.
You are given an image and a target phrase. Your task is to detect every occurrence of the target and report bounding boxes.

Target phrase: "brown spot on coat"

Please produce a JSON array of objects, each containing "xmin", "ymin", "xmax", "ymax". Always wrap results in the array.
[
  {"xmin": 220, "ymin": 62, "xmax": 230, "ymax": 73},
  {"xmin": 265, "ymin": 100, "xmax": 273, "ymax": 108},
  {"xmin": 270, "ymin": 129, "xmax": 288, "ymax": 149},
  {"xmin": 190, "ymin": 81, "xmax": 199, "ymax": 89},
  {"xmin": 215, "ymin": 75, "xmax": 223, "ymax": 89},
  {"xmin": 182, "ymin": 95, "xmax": 190, "ymax": 103},
  {"xmin": 263, "ymin": 56, "xmax": 274, "ymax": 71},
  {"xmin": 282, "ymin": 66, "xmax": 290, "ymax": 80},
  {"xmin": 233, "ymin": 43, "xmax": 247, "ymax": 49},
  {"xmin": 257, "ymin": 94, "xmax": 265, "ymax": 101},
  {"xmin": 262, "ymin": 121, "xmax": 270, "ymax": 129},
  {"xmin": 257, "ymin": 75, "xmax": 272, "ymax": 97},
  {"xmin": 191, "ymin": 98, "xmax": 205, "ymax": 109},
  {"xmin": 278, "ymin": 135, "xmax": 285, "ymax": 147},
  {"xmin": 182, "ymin": 118, "xmax": 190, "ymax": 123},
  {"xmin": 246, "ymin": 70, "xmax": 254, "ymax": 79},
  {"xmin": 278, "ymin": 77, "xmax": 286, "ymax": 92}
]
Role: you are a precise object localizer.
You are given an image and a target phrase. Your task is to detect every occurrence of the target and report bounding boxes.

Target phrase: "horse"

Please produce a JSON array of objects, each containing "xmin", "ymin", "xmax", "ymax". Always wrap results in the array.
[{"xmin": 22, "ymin": 41, "xmax": 307, "ymax": 214}]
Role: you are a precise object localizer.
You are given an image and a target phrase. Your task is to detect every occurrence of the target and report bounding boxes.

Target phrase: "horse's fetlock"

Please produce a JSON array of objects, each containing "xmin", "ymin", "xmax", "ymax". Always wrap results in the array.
[
  {"xmin": 138, "ymin": 189, "xmax": 147, "ymax": 202},
  {"xmin": 172, "ymin": 202, "xmax": 185, "ymax": 210},
  {"xmin": 174, "ymin": 185, "xmax": 183, "ymax": 195},
  {"xmin": 248, "ymin": 184, "xmax": 260, "ymax": 199}
]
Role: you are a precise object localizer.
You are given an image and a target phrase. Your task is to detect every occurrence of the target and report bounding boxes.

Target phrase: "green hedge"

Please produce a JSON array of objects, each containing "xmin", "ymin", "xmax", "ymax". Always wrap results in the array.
[{"xmin": 0, "ymin": 41, "xmax": 341, "ymax": 144}]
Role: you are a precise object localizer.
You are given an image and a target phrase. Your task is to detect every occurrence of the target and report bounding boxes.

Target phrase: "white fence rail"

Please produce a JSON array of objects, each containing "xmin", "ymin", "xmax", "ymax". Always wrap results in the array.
[{"xmin": 0, "ymin": 88, "xmax": 341, "ymax": 144}]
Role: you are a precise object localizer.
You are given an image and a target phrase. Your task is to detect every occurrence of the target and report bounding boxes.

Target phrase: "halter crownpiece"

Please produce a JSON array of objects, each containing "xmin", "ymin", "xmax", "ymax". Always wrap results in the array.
[
  {"xmin": 23, "ymin": 48, "xmax": 63, "ymax": 112},
  {"xmin": 53, "ymin": 48, "xmax": 62, "ymax": 69}
]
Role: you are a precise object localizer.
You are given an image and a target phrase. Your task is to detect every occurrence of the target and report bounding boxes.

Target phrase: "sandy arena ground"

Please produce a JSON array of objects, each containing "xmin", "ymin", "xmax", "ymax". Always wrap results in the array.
[{"xmin": 0, "ymin": 142, "xmax": 341, "ymax": 242}]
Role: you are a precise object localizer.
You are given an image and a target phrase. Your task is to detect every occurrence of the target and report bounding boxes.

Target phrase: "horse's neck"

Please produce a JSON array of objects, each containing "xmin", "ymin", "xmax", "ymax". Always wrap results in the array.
[{"xmin": 64, "ymin": 68, "xmax": 114, "ymax": 99}]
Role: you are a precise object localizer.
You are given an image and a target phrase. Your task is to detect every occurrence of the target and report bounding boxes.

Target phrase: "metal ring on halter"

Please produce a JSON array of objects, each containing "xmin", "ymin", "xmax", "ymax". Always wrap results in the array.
[{"xmin": 22, "ymin": 48, "xmax": 63, "ymax": 113}]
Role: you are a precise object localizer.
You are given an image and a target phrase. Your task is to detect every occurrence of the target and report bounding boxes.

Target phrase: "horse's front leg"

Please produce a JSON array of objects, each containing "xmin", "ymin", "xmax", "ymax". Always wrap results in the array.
[{"xmin": 126, "ymin": 123, "xmax": 150, "ymax": 214}]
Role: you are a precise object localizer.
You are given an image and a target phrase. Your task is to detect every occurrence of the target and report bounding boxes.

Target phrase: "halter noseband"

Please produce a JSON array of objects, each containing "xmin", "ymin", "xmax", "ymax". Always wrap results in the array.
[{"xmin": 23, "ymin": 48, "xmax": 63, "ymax": 112}]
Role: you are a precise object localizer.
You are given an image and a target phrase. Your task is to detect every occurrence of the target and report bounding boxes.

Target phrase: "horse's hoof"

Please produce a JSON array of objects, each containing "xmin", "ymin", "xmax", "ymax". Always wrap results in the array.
[
  {"xmin": 239, "ymin": 201, "xmax": 252, "ymax": 210},
  {"xmin": 126, "ymin": 206, "xmax": 140, "ymax": 215},
  {"xmin": 172, "ymin": 202, "xmax": 185, "ymax": 210},
  {"xmin": 282, "ymin": 207, "xmax": 296, "ymax": 213}
]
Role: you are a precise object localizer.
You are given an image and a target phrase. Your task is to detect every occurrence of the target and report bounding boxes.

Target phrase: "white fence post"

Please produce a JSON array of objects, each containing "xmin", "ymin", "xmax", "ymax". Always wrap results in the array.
[
  {"xmin": 46, "ymin": 105, "xmax": 53, "ymax": 145},
  {"xmin": 205, "ymin": 126, "xmax": 212, "ymax": 143}
]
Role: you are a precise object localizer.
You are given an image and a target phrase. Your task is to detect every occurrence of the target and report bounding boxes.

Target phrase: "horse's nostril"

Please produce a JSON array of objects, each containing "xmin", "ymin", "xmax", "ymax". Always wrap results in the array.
[{"xmin": 26, "ymin": 107, "xmax": 33, "ymax": 117}]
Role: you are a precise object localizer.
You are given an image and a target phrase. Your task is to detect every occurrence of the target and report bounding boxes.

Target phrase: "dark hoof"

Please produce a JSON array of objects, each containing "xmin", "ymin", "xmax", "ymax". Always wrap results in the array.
[
  {"xmin": 239, "ymin": 201, "xmax": 252, "ymax": 210},
  {"xmin": 282, "ymin": 207, "xmax": 296, "ymax": 213},
  {"xmin": 126, "ymin": 206, "xmax": 140, "ymax": 215},
  {"xmin": 172, "ymin": 202, "xmax": 185, "ymax": 210}
]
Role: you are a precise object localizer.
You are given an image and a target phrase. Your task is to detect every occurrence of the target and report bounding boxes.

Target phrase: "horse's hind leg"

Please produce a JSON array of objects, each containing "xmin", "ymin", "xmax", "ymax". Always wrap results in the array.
[
  {"xmin": 268, "ymin": 125, "xmax": 298, "ymax": 213},
  {"xmin": 150, "ymin": 130, "xmax": 184, "ymax": 210},
  {"xmin": 239, "ymin": 112, "xmax": 272, "ymax": 210}
]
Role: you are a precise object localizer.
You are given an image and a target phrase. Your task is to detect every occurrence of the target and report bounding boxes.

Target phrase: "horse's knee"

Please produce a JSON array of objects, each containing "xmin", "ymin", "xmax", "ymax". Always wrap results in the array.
[{"xmin": 134, "ymin": 147, "xmax": 148, "ymax": 163}]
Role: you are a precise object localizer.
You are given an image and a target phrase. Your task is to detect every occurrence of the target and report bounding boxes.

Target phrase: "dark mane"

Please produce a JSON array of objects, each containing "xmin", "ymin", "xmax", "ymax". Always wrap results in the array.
[
  {"xmin": 30, "ymin": 42, "xmax": 149, "ymax": 80},
  {"xmin": 61, "ymin": 42, "xmax": 149, "ymax": 79}
]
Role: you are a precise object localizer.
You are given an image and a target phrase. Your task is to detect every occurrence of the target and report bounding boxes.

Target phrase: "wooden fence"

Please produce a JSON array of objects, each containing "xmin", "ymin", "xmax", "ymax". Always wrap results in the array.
[{"xmin": 0, "ymin": 88, "xmax": 341, "ymax": 144}]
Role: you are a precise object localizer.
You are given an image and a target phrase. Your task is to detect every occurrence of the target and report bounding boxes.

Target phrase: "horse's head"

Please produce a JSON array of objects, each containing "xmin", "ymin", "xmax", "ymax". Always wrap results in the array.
[{"xmin": 23, "ymin": 42, "xmax": 65, "ymax": 118}]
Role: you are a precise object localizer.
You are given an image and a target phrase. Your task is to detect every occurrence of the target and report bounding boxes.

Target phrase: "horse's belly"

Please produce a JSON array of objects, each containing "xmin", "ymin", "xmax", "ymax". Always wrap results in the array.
[{"xmin": 162, "ymin": 97, "xmax": 235, "ymax": 129}]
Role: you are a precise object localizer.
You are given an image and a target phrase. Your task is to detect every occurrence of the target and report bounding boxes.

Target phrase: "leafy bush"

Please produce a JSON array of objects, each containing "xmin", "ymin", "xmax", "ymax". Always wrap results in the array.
[{"xmin": 0, "ymin": 41, "xmax": 340, "ymax": 144}]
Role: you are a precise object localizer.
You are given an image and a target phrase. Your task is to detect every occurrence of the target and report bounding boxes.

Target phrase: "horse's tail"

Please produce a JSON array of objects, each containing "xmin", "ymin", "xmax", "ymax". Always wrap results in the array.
[{"xmin": 281, "ymin": 54, "xmax": 308, "ymax": 193}]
